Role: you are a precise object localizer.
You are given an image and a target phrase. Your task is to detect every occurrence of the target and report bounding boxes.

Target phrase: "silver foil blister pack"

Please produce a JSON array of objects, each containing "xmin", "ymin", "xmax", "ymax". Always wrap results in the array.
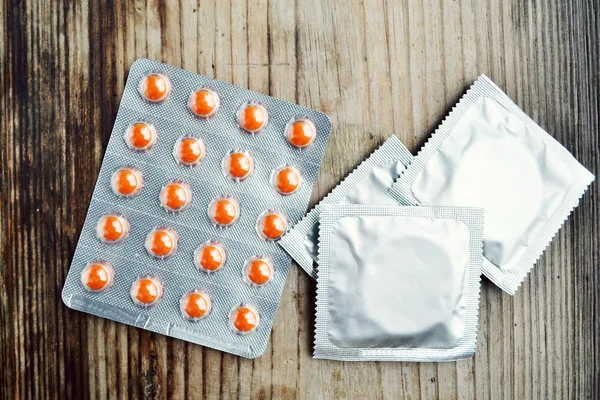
[
  {"xmin": 314, "ymin": 205, "xmax": 484, "ymax": 362},
  {"xmin": 389, "ymin": 75, "xmax": 594, "ymax": 295},
  {"xmin": 62, "ymin": 59, "xmax": 332, "ymax": 358},
  {"xmin": 279, "ymin": 135, "xmax": 413, "ymax": 279}
]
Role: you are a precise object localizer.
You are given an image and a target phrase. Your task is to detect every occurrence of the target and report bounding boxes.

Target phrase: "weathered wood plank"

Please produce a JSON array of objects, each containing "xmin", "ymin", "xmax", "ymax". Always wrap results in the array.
[{"xmin": 0, "ymin": 0, "xmax": 598, "ymax": 399}]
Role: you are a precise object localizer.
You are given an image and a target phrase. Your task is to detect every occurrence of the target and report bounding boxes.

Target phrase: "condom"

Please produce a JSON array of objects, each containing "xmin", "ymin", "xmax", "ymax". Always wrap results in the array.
[
  {"xmin": 279, "ymin": 135, "xmax": 413, "ymax": 279},
  {"xmin": 389, "ymin": 75, "xmax": 595, "ymax": 295},
  {"xmin": 314, "ymin": 204, "xmax": 484, "ymax": 361}
]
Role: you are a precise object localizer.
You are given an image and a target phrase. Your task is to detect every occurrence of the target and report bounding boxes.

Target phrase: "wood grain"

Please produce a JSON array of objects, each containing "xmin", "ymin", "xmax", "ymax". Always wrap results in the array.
[{"xmin": 1, "ymin": 0, "xmax": 598, "ymax": 398}]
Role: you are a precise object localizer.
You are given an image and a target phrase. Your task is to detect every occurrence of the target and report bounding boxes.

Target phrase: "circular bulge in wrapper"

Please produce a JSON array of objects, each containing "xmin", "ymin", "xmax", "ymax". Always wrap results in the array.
[
  {"xmin": 173, "ymin": 136, "xmax": 206, "ymax": 167},
  {"xmin": 229, "ymin": 304, "xmax": 260, "ymax": 335},
  {"xmin": 145, "ymin": 227, "xmax": 178, "ymax": 259},
  {"xmin": 194, "ymin": 240, "xmax": 227, "ymax": 273},
  {"xmin": 237, "ymin": 102, "xmax": 268, "ymax": 134},
  {"xmin": 159, "ymin": 180, "xmax": 192, "ymax": 213},
  {"xmin": 180, "ymin": 289, "xmax": 212, "ymax": 321},
  {"xmin": 285, "ymin": 117, "xmax": 317, "ymax": 149},
  {"xmin": 130, "ymin": 275, "xmax": 163, "ymax": 308},
  {"xmin": 256, "ymin": 210, "xmax": 288, "ymax": 241},
  {"xmin": 139, "ymin": 73, "xmax": 171, "ymax": 103},
  {"xmin": 80, "ymin": 261, "xmax": 114, "ymax": 293},
  {"xmin": 271, "ymin": 165, "xmax": 301, "ymax": 196},
  {"xmin": 189, "ymin": 87, "xmax": 220, "ymax": 118},
  {"xmin": 242, "ymin": 256, "xmax": 274, "ymax": 287},
  {"xmin": 96, "ymin": 214, "xmax": 130, "ymax": 244},
  {"xmin": 124, "ymin": 122, "xmax": 157, "ymax": 152},
  {"xmin": 222, "ymin": 150, "xmax": 254, "ymax": 182},
  {"xmin": 111, "ymin": 166, "xmax": 143, "ymax": 198},
  {"xmin": 207, "ymin": 195, "xmax": 240, "ymax": 227}
]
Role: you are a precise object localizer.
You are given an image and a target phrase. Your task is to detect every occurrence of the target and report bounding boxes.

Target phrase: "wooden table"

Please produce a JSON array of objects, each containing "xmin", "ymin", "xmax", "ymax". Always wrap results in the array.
[{"xmin": 1, "ymin": 0, "xmax": 598, "ymax": 398}]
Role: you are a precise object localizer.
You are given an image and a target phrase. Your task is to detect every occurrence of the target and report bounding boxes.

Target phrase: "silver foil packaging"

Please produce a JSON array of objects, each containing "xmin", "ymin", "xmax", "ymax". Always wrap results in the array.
[
  {"xmin": 61, "ymin": 59, "xmax": 332, "ymax": 358},
  {"xmin": 389, "ymin": 75, "xmax": 594, "ymax": 295},
  {"xmin": 314, "ymin": 204, "xmax": 484, "ymax": 362},
  {"xmin": 279, "ymin": 135, "xmax": 413, "ymax": 279}
]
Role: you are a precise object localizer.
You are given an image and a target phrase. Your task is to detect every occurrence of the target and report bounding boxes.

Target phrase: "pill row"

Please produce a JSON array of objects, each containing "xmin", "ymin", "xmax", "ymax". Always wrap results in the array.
[
  {"xmin": 115, "ymin": 143, "xmax": 303, "ymax": 195},
  {"xmin": 107, "ymin": 175, "xmax": 289, "ymax": 236},
  {"xmin": 80, "ymin": 262, "xmax": 261, "ymax": 335},
  {"xmin": 138, "ymin": 73, "xmax": 317, "ymax": 148},
  {"xmin": 97, "ymin": 214, "xmax": 284, "ymax": 266}
]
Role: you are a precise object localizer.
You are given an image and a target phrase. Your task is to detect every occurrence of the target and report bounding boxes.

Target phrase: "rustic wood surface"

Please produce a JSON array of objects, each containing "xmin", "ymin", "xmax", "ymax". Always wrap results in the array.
[{"xmin": 1, "ymin": 0, "xmax": 598, "ymax": 398}]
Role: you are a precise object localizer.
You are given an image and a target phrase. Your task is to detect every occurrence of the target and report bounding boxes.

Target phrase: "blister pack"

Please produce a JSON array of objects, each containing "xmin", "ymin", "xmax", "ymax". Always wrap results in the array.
[
  {"xmin": 389, "ymin": 75, "xmax": 594, "ymax": 295},
  {"xmin": 315, "ymin": 205, "xmax": 484, "ymax": 362},
  {"xmin": 279, "ymin": 135, "xmax": 413, "ymax": 279},
  {"xmin": 61, "ymin": 59, "xmax": 332, "ymax": 358}
]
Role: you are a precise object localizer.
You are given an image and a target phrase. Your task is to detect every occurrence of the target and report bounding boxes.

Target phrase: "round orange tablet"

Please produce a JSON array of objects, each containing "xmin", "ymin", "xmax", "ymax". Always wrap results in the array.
[
  {"xmin": 230, "ymin": 305, "xmax": 260, "ymax": 335},
  {"xmin": 208, "ymin": 196, "xmax": 240, "ymax": 227},
  {"xmin": 81, "ymin": 261, "xmax": 114, "ymax": 292},
  {"xmin": 194, "ymin": 241, "xmax": 226, "ymax": 273},
  {"xmin": 243, "ymin": 256, "xmax": 274, "ymax": 287},
  {"xmin": 271, "ymin": 165, "xmax": 301, "ymax": 196},
  {"xmin": 139, "ymin": 73, "xmax": 171, "ymax": 103},
  {"xmin": 111, "ymin": 167, "xmax": 143, "ymax": 198},
  {"xmin": 96, "ymin": 214, "xmax": 130, "ymax": 244},
  {"xmin": 223, "ymin": 151, "xmax": 254, "ymax": 181},
  {"xmin": 130, "ymin": 275, "xmax": 163, "ymax": 307},
  {"xmin": 189, "ymin": 88, "xmax": 220, "ymax": 118},
  {"xmin": 237, "ymin": 103, "xmax": 268, "ymax": 134},
  {"xmin": 159, "ymin": 181, "xmax": 192, "ymax": 213},
  {"xmin": 180, "ymin": 290, "xmax": 212, "ymax": 321},
  {"xmin": 256, "ymin": 210, "xmax": 287, "ymax": 241},
  {"xmin": 145, "ymin": 227, "xmax": 178, "ymax": 259},
  {"xmin": 173, "ymin": 136, "xmax": 205, "ymax": 166},
  {"xmin": 285, "ymin": 117, "xmax": 316, "ymax": 148},
  {"xmin": 125, "ymin": 122, "xmax": 157, "ymax": 152}
]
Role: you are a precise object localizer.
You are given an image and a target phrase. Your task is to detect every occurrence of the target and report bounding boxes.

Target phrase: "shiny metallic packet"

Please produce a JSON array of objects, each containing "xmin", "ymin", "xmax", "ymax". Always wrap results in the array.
[
  {"xmin": 61, "ymin": 59, "xmax": 332, "ymax": 359},
  {"xmin": 279, "ymin": 135, "xmax": 413, "ymax": 279},
  {"xmin": 389, "ymin": 75, "xmax": 594, "ymax": 295},
  {"xmin": 314, "ymin": 204, "xmax": 484, "ymax": 362}
]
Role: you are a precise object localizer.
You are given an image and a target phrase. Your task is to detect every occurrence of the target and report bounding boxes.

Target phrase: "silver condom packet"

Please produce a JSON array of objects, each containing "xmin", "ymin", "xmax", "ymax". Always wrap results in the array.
[
  {"xmin": 279, "ymin": 135, "xmax": 413, "ymax": 279},
  {"xmin": 389, "ymin": 75, "xmax": 594, "ymax": 295},
  {"xmin": 314, "ymin": 204, "xmax": 484, "ymax": 362}
]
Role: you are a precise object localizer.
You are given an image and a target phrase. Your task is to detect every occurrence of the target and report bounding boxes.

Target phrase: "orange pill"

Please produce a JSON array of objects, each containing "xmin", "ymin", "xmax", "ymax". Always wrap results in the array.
[
  {"xmin": 256, "ymin": 211, "xmax": 287, "ymax": 241},
  {"xmin": 96, "ymin": 214, "xmax": 129, "ymax": 244},
  {"xmin": 160, "ymin": 181, "xmax": 191, "ymax": 213},
  {"xmin": 272, "ymin": 165, "xmax": 301, "ymax": 195},
  {"xmin": 174, "ymin": 137, "xmax": 205, "ymax": 166},
  {"xmin": 237, "ymin": 103, "xmax": 268, "ymax": 134},
  {"xmin": 189, "ymin": 88, "xmax": 220, "ymax": 118},
  {"xmin": 111, "ymin": 167, "xmax": 143, "ymax": 197},
  {"xmin": 180, "ymin": 290, "xmax": 212, "ymax": 320},
  {"xmin": 145, "ymin": 228, "xmax": 178, "ymax": 259},
  {"xmin": 223, "ymin": 152, "xmax": 254, "ymax": 181},
  {"xmin": 286, "ymin": 118, "xmax": 316, "ymax": 148},
  {"xmin": 131, "ymin": 276, "xmax": 163, "ymax": 307},
  {"xmin": 125, "ymin": 122, "xmax": 156, "ymax": 152},
  {"xmin": 195, "ymin": 241, "xmax": 226, "ymax": 272},
  {"xmin": 230, "ymin": 305, "xmax": 259, "ymax": 334},
  {"xmin": 81, "ymin": 261, "xmax": 114, "ymax": 292},
  {"xmin": 243, "ymin": 257, "xmax": 274, "ymax": 287},
  {"xmin": 140, "ymin": 73, "xmax": 171, "ymax": 103},
  {"xmin": 208, "ymin": 196, "xmax": 240, "ymax": 227}
]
